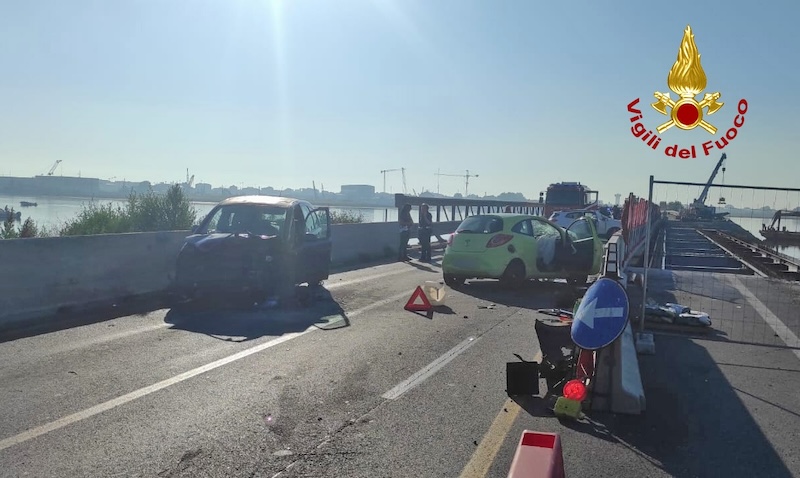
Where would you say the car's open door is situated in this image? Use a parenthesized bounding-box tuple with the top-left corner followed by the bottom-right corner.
(565, 217, 603, 274)
(300, 207, 332, 284)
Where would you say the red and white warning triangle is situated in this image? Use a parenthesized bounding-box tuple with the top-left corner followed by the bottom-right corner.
(404, 286, 432, 312)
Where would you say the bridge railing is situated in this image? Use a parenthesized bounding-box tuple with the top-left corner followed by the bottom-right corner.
(393, 194, 545, 223)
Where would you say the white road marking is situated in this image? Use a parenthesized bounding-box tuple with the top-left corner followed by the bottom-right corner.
(51, 323, 172, 355)
(325, 267, 415, 290)
(382, 337, 478, 400)
(727, 276, 800, 361)
(13, 267, 413, 356)
(0, 290, 412, 452)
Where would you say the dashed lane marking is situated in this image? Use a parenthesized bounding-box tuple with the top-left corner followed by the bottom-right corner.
(381, 336, 478, 400)
(0, 290, 412, 452)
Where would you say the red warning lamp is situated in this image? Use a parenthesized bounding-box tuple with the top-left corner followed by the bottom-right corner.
(563, 379, 587, 402)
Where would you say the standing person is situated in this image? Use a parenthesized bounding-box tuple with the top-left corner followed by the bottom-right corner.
(398, 204, 414, 262)
(418, 203, 433, 262)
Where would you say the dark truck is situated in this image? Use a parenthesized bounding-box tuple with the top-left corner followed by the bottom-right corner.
(172, 195, 331, 306)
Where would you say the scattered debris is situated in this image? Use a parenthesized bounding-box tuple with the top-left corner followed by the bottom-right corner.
(645, 299, 712, 327)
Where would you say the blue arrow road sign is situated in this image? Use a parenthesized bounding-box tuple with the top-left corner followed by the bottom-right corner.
(571, 277, 630, 350)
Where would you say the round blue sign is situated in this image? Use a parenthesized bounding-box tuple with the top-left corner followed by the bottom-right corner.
(571, 278, 630, 350)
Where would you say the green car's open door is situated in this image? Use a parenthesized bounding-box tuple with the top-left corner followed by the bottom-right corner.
(565, 217, 604, 275)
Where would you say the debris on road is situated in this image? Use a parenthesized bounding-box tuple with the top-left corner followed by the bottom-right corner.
(645, 299, 712, 327)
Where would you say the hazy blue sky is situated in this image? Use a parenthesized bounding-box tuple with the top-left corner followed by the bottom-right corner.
(1, 0, 797, 202)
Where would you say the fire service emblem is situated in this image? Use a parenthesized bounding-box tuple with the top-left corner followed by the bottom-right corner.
(627, 25, 748, 159)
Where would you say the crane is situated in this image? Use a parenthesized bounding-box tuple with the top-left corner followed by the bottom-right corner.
(683, 153, 727, 221)
(184, 169, 195, 188)
(695, 153, 726, 207)
(46, 160, 62, 176)
(434, 169, 479, 196)
(380, 168, 407, 194)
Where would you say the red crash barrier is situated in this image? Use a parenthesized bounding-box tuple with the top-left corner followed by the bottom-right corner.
(621, 193, 660, 265)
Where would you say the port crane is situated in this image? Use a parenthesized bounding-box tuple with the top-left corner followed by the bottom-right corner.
(380, 168, 407, 194)
(434, 169, 479, 196)
(184, 169, 195, 188)
(682, 153, 728, 221)
(45, 160, 62, 176)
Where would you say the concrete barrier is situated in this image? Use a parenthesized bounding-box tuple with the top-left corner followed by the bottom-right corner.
(590, 231, 647, 414)
(0, 231, 188, 329)
(330, 221, 459, 265)
(0, 221, 462, 329)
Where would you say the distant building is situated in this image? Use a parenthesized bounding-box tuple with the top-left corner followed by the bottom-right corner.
(195, 183, 212, 194)
(340, 184, 376, 199)
(152, 183, 171, 193)
(33, 175, 100, 197)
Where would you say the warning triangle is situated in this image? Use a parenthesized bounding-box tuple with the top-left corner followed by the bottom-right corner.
(404, 286, 432, 312)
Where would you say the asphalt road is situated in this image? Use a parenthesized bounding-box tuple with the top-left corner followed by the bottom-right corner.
(1, 255, 799, 477)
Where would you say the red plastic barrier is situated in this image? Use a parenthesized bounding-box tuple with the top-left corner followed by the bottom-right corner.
(507, 431, 565, 478)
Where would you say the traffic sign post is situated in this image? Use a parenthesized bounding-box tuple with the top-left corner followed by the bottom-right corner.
(571, 277, 630, 351)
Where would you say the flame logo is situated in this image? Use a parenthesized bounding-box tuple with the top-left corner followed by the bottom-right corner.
(667, 26, 707, 98)
(651, 25, 724, 135)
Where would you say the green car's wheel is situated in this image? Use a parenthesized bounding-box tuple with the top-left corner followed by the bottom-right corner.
(500, 260, 526, 288)
(444, 273, 465, 288)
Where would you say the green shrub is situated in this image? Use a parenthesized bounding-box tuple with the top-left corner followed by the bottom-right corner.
(20, 218, 38, 238)
(1, 207, 18, 239)
(60, 184, 197, 236)
(330, 210, 364, 224)
(1, 207, 40, 239)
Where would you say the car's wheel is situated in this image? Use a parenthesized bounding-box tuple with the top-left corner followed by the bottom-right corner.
(500, 260, 526, 288)
(567, 275, 588, 286)
(444, 273, 465, 288)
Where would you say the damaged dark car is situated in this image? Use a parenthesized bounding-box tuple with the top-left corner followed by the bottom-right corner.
(172, 195, 332, 306)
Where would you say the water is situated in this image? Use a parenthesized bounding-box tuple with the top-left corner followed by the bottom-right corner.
(728, 215, 800, 261)
(0, 194, 401, 231)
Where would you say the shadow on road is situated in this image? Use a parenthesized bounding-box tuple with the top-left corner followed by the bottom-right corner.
(572, 333, 796, 478)
(164, 287, 350, 343)
(522, 279, 797, 477)
(0, 293, 170, 344)
(455, 279, 586, 310)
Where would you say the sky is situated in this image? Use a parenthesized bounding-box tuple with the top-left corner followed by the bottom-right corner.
(1, 0, 798, 203)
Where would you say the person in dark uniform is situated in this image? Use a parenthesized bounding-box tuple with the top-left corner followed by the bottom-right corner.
(398, 204, 414, 261)
(418, 203, 433, 262)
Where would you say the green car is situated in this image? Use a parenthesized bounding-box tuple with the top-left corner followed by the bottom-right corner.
(441, 213, 604, 288)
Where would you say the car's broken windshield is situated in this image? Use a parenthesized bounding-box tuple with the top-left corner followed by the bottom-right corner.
(201, 205, 287, 236)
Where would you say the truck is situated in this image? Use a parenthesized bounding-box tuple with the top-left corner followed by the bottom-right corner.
(542, 182, 599, 218)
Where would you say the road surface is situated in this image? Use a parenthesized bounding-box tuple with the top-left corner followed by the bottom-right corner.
(1, 256, 798, 477)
